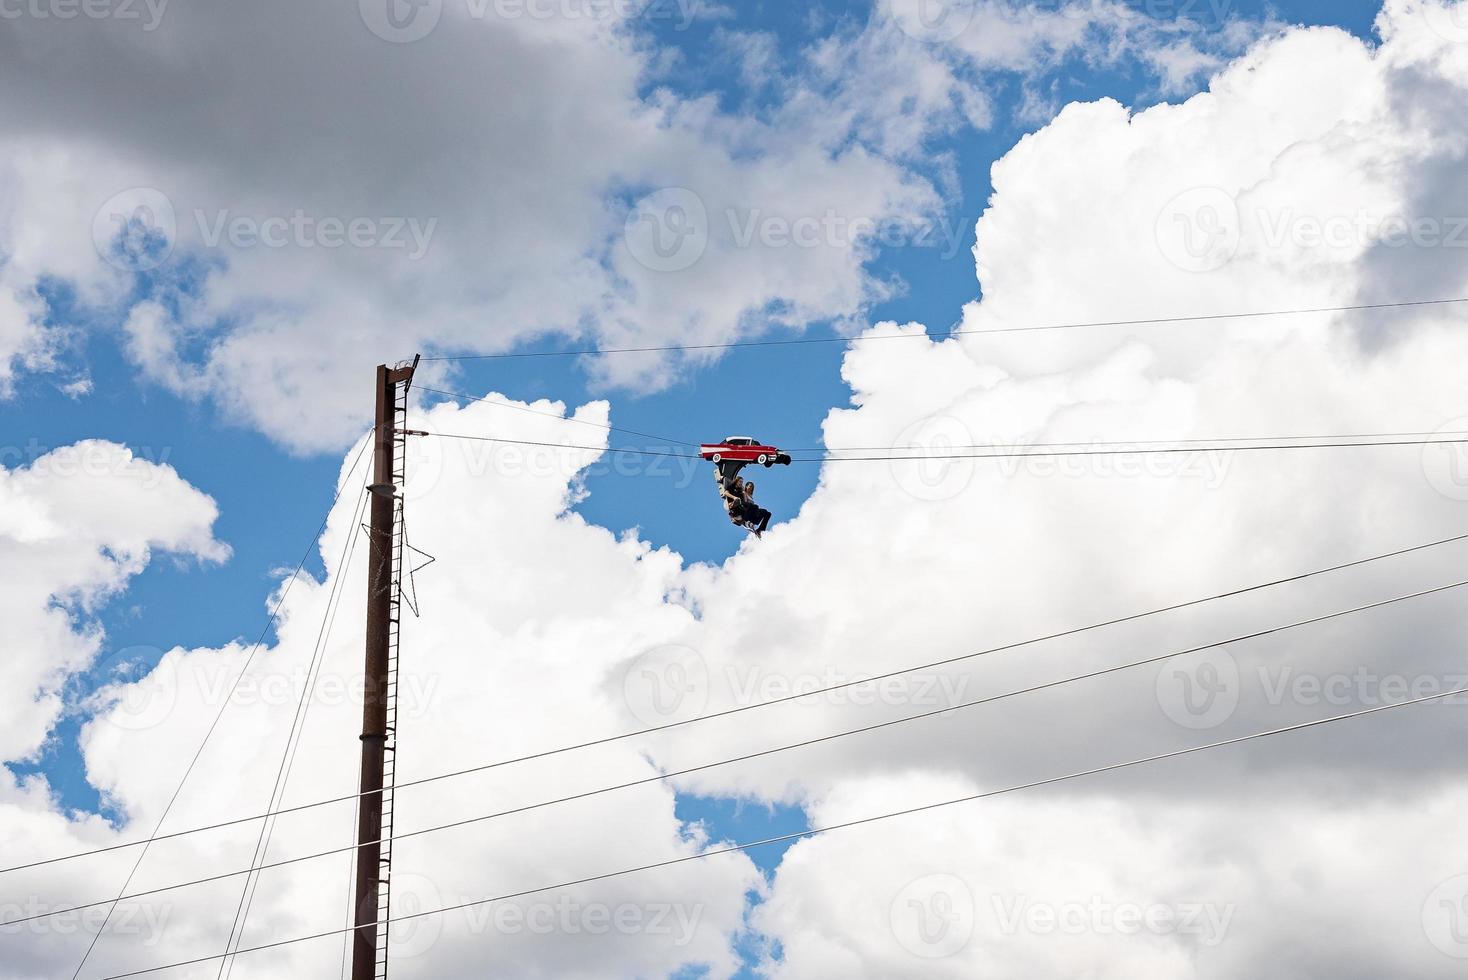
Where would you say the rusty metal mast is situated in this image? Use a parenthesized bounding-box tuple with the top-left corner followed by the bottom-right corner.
(351, 356, 417, 980)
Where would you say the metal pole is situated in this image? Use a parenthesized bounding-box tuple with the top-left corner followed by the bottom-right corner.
(351, 362, 411, 980)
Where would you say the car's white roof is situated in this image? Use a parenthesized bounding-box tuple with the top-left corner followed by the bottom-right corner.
(725, 435, 755, 442)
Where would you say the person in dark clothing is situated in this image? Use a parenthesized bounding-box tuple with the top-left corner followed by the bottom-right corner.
(713, 468, 772, 537)
(738, 479, 771, 537)
(715, 474, 765, 536)
(720, 475, 748, 524)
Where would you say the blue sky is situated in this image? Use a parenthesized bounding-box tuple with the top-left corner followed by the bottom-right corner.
(6, 0, 1397, 973)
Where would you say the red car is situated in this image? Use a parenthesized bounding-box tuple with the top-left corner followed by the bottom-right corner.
(699, 435, 792, 467)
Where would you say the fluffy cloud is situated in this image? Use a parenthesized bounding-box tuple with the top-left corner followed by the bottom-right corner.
(0, 0, 929, 450)
(1, 410, 767, 978)
(726, 1, 1468, 974)
(0, 441, 226, 766)
(0, 0, 1270, 451)
(754, 786, 1468, 978)
(0, 440, 228, 975)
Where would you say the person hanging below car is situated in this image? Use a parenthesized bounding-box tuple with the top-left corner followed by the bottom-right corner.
(738, 478, 771, 537)
(718, 474, 767, 537)
(719, 473, 748, 526)
(702, 435, 789, 538)
(717, 475, 767, 537)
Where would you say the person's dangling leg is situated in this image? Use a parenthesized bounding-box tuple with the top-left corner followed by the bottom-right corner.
(753, 507, 771, 536)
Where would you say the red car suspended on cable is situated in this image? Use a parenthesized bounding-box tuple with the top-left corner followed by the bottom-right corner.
(699, 435, 792, 468)
(700, 436, 790, 539)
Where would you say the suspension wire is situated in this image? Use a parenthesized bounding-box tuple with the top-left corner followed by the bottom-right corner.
(416, 296, 1468, 361)
(97, 679, 1468, 979)
(806, 436, 1468, 462)
(414, 430, 1468, 461)
(12, 524, 1468, 878)
(336, 769, 358, 980)
(415, 382, 1468, 459)
(63, 435, 373, 980)
(785, 427, 1468, 455)
(51, 295, 1467, 972)
(216, 482, 371, 978)
(17, 575, 1467, 929)
(421, 431, 690, 457)
(415, 373, 1468, 466)
(416, 385, 698, 447)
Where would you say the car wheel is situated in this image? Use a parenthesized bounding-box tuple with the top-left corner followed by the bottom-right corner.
(711, 453, 722, 463)
(757, 454, 768, 465)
